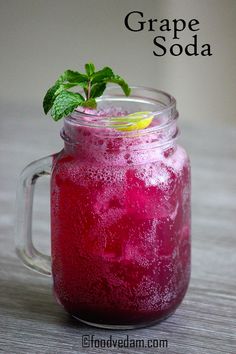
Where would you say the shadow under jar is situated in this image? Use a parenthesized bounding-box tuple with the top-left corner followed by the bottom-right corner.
(16, 87, 191, 329)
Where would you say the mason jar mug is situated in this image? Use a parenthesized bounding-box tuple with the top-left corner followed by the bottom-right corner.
(15, 87, 191, 329)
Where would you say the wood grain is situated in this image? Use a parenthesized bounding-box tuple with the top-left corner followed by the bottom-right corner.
(0, 103, 235, 353)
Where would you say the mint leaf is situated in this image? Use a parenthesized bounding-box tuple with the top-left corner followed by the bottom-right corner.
(56, 82, 88, 93)
(105, 75, 131, 96)
(90, 83, 107, 98)
(82, 98, 97, 109)
(51, 91, 84, 121)
(62, 70, 88, 83)
(91, 67, 114, 84)
(43, 70, 88, 115)
(85, 63, 95, 77)
(43, 81, 61, 114)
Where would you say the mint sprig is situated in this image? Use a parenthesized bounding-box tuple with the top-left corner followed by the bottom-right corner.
(43, 62, 131, 121)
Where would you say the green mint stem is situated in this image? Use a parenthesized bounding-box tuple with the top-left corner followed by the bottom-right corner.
(87, 80, 91, 100)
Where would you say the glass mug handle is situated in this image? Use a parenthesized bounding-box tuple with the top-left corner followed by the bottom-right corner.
(15, 154, 53, 276)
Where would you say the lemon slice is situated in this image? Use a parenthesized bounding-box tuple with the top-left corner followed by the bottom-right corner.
(111, 111, 153, 131)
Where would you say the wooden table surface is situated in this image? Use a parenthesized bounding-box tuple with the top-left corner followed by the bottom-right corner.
(0, 102, 236, 354)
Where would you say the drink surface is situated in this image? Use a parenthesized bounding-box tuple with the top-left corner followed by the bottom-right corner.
(51, 108, 191, 326)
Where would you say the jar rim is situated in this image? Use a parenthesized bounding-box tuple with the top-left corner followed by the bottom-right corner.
(65, 86, 177, 129)
(61, 86, 179, 148)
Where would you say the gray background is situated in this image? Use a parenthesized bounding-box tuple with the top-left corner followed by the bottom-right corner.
(0, 1, 236, 353)
(0, 0, 236, 125)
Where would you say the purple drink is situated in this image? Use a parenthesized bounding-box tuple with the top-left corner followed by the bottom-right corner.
(51, 88, 191, 328)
